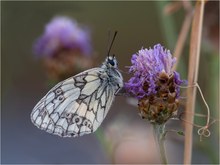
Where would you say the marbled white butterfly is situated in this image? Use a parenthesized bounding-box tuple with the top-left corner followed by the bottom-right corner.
(30, 32, 123, 137)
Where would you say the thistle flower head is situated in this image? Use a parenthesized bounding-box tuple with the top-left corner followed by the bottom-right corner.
(125, 44, 186, 124)
(33, 16, 94, 81)
(33, 16, 92, 57)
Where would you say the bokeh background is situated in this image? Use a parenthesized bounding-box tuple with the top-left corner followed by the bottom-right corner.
(1, 1, 219, 164)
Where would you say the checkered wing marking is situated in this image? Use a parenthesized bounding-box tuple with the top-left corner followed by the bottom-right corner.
(30, 68, 116, 137)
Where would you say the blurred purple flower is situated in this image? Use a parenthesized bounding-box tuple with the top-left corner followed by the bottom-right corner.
(125, 44, 185, 99)
(33, 16, 92, 57)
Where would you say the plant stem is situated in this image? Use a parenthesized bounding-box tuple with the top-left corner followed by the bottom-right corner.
(153, 124, 167, 164)
(155, 1, 177, 50)
(184, 0, 205, 164)
(173, 1, 193, 70)
(95, 128, 112, 160)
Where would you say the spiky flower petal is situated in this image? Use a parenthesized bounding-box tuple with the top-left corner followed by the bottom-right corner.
(125, 44, 186, 124)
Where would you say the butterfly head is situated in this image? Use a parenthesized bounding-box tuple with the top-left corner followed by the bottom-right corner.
(104, 55, 118, 68)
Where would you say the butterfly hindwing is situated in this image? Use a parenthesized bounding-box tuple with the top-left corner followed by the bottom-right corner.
(31, 68, 117, 137)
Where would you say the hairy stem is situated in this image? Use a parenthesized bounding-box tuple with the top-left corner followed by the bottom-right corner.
(153, 124, 167, 164)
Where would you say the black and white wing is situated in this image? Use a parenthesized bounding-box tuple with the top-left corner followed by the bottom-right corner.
(30, 68, 118, 137)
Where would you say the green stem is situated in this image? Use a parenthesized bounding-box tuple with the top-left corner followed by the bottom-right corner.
(153, 124, 167, 164)
(95, 128, 112, 159)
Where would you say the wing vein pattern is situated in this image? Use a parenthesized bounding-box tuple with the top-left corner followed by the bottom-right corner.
(31, 67, 121, 137)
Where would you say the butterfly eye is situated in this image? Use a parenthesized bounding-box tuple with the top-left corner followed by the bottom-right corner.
(72, 115, 82, 125)
(108, 59, 115, 66)
(110, 60, 115, 66)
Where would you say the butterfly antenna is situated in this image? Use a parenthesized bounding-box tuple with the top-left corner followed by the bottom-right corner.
(107, 31, 118, 57)
(106, 30, 111, 56)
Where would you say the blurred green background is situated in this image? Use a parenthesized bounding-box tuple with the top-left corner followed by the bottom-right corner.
(1, 1, 219, 164)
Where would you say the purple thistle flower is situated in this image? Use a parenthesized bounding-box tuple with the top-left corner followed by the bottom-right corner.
(33, 16, 92, 57)
(125, 44, 186, 124)
(125, 44, 185, 99)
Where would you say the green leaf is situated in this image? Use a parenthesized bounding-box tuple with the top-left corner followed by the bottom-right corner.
(177, 131, 185, 136)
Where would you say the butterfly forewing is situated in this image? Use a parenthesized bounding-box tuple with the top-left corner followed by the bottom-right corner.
(31, 67, 120, 137)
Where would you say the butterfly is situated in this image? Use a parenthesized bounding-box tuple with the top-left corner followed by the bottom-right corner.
(30, 32, 123, 137)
